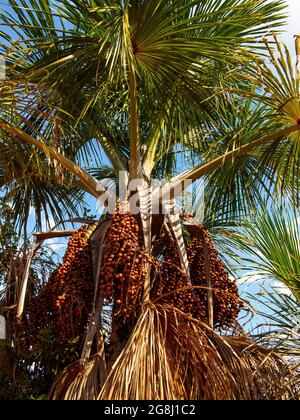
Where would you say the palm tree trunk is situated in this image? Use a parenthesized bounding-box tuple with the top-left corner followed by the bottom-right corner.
(129, 62, 142, 180)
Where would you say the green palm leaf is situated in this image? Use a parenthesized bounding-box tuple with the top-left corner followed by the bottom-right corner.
(232, 206, 300, 302)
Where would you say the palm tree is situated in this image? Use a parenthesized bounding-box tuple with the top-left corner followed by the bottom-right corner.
(1, 0, 299, 400)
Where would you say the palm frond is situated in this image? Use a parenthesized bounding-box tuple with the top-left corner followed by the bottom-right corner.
(230, 205, 300, 302)
(231, 35, 300, 203)
(0, 0, 288, 180)
(249, 287, 300, 357)
(84, 303, 292, 400)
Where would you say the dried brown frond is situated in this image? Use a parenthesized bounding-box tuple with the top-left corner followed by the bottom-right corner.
(49, 302, 293, 400)
(49, 353, 104, 401)
(224, 336, 296, 400)
(97, 303, 292, 400)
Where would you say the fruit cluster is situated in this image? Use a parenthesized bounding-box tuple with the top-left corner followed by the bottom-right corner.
(17, 214, 243, 355)
(153, 239, 207, 320)
(154, 226, 243, 329)
(17, 226, 95, 352)
(99, 213, 150, 321)
(187, 228, 243, 328)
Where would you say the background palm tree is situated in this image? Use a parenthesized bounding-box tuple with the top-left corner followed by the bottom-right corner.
(0, 0, 300, 400)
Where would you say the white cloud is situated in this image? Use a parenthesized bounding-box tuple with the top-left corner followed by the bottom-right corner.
(41, 216, 56, 231)
(238, 274, 294, 297)
(281, 0, 300, 48)
(29, 206, 35, 216)
(238, 273, 265, 285)
(46, 238, 67, 254)
(273, 281, 294, 296)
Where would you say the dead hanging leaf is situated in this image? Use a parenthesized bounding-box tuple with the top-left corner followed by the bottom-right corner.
(81, 220, 111, 364)
(48, 304, 294, 400)
(164, 199, 190, 283)
(137, 182, 152, 254)
(16, 238, 41, 321)
(95, 303, 292, 401)
(137, 182, 152, 300)
(49, 352, 104, 401)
